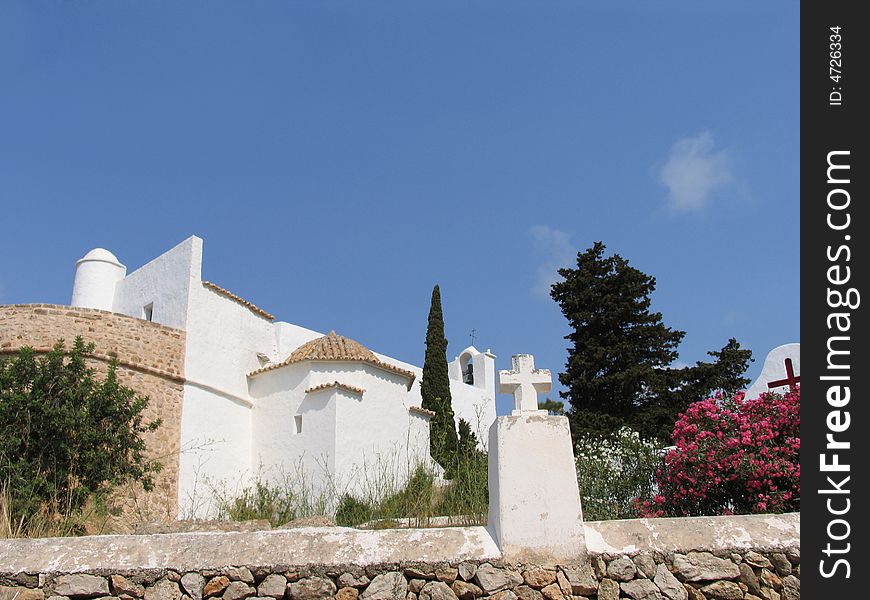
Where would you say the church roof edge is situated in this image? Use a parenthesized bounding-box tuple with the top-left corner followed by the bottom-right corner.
(202, 281, 275, 321)
(305, 381, 366, 396)
(408, 405, 435, 419)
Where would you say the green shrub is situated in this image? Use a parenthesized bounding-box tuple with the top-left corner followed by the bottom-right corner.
(378, 465, 435, 519)
(334, 494, 375, 527)
(214, 479, 299, 525)
(207, 463, 331, 527)
(0, 338, 161, 536)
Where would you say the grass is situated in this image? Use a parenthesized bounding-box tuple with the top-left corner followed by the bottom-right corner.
(206, 448, 490, 530)
(211, 473, 331, 526)
(3, 435, 490, 536)
(0, 482, 96, 538)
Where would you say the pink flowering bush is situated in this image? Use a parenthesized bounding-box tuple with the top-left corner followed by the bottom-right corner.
(642, 387, 800, 517)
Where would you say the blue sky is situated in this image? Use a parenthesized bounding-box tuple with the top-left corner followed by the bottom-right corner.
(0, 1, 799, 415)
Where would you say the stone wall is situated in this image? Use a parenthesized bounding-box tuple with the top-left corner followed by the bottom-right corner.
(0, 547, 799, 600)
(0, 304, 186, 527)
(0, 514, 800, 599)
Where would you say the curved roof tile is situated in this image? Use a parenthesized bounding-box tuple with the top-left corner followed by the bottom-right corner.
(288, 331, 378, 363)
(305, 381, 366, 396)
(248, 331, 416, 388)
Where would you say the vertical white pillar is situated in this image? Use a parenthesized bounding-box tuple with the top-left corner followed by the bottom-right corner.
(487, 413, 586, 563)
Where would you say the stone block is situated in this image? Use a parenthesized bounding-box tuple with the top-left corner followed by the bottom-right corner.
(619, 579, 662, 600)
(606, 557, 636, 582)
(449, 581, 481, 600)
(699, 581, 743, 600)
(653, 564, 686, 600)
(672, 552, 740, 582)
(360, 573, 405, 600)
(1, 587, 45, 600)
(54, 576, 110, 598)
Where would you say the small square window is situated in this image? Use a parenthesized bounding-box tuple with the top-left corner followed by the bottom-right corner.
(294, 415, 303, 434)
(143, 303, 154, 321)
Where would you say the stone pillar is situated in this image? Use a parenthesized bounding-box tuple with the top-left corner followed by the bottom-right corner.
(488, 354, 586, 563)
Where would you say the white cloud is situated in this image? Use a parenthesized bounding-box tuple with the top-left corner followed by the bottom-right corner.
(528, 225, 576, 299)
(659, 131, 732, 211)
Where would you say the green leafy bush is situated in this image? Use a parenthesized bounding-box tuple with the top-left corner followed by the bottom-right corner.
(0, 338, 161, 535)
(214, 479, 300, 525)
(335, 465, 435, 527)
(335, 493, 375, 527)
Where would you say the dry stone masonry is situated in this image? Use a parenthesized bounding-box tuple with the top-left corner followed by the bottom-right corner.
(0, 550, 799, 600)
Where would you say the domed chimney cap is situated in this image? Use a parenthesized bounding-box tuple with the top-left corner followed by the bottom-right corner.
(77, 248, 124, 268)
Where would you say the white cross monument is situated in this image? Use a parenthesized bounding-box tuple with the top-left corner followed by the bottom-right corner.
(498, 354, 551, 415)
(488, 353, 585, 563)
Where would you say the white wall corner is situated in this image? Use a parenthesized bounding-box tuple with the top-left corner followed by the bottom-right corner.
(184, 235, 204, 282)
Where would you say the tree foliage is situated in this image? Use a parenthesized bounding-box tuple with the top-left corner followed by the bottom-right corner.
(538, 398, 565, 416)
(420, 285, 458, 471)
(637, 338, 753, 440)
(551, 242, 752, 442)
(0, 338, 161, 530)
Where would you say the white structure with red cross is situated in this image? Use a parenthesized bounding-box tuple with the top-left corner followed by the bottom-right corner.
(745, 343, 800, 399)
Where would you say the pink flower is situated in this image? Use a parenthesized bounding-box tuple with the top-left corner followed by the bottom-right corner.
(646, 388, 800, 517)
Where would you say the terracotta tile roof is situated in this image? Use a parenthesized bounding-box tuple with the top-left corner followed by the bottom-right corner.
(202, 281, 275, 321)
(305, 381, 366, 396)
(408, 406, 435, 418)
(287, 330, 379, 363)
(248, 331, 416, 388)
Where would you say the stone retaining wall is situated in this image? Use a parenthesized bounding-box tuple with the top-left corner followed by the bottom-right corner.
(0, 514, 800, 600)
(0, 548, 799, 600)
(0, 304, 187, 527)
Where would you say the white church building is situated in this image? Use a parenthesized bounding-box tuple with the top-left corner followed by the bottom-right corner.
(69, 236, 497, 516)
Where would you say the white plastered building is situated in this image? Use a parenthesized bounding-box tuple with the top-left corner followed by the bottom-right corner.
(69, 236, 497, 517)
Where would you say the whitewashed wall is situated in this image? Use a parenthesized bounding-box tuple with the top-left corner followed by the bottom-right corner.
(246, 363, 333, 497)
(176, 383, 253, 518)
(184, 283, 277, 397)
(113, 236, 202, 330)
(75, 236, 500, 517)
(332, 366, 428, 499)
(249, 361, 425, 502)
(176, 279, 282, 516)
(273, 321, 325, 357)
(380, 350, 497, 450)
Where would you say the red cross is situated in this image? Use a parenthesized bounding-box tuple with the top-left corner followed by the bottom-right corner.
(767, 357, 800, 391)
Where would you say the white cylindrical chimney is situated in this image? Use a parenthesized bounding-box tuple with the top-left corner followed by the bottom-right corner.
(71, 248, 126, 311)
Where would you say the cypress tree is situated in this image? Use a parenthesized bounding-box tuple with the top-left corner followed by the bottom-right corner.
(420, 285, 458, 470)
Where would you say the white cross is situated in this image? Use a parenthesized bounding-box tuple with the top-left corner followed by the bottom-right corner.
(499, 354, 552, 414)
